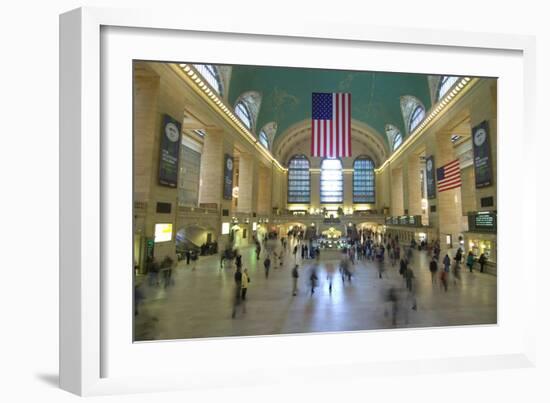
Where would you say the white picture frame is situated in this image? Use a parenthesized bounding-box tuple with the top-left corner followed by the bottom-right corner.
(60, 7, 537, 396)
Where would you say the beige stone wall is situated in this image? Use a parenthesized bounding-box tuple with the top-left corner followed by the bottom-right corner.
(406, 153, 422, 215)
(461, 165, 476, 215)
(134, 63, 182, 263)
(237, 153, 255, 213)
(390, 167, 404, 215)
(257, 165, 272, 215)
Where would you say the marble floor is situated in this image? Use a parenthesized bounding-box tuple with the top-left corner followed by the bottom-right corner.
(134, 239, 497, 341)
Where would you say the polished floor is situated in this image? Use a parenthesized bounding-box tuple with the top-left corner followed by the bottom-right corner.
(134, 239, 497, 341)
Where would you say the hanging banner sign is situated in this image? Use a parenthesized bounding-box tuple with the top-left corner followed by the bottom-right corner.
(426, 155, 436, 199)
(158, 114, 181, 187)
(472, 120, 493, 188)
(223, 154, 234, 200)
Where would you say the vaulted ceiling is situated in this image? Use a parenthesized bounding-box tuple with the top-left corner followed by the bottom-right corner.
(227, 65, 433, 147)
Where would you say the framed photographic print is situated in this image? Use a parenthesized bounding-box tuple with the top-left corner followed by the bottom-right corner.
(60, 6, 537, 396)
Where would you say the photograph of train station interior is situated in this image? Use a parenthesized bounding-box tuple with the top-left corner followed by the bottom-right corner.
(133, 61, 497, 341)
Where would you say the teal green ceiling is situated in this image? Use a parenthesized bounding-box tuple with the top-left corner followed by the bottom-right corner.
(227, 65, 432, 146)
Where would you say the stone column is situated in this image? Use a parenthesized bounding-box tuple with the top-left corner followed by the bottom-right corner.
(237, 152, 256, 214)
(257, 164, 272, 215)
(198, 128, 233, 248)
(469, 81, 498, 211)
(390, 167, 404, 216)
(434, 130, 463, 251)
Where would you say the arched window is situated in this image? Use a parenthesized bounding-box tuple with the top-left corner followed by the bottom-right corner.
(235, 100, 252, 129)
(409, 105, 425, 133)
(437, 76, 459, 101)
(353, 157, 375, 203)
(259, 130, 269, 149)
(320, 158, 343, 203)
(288, 155, 310, 203)
(193, 64, 223, 96)
(385, 123, 403, 152)
(392, 132, 403, 150)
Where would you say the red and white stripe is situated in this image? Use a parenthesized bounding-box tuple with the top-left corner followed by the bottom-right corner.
(437, 159, 461, 192)
(311, 93, 351, 158)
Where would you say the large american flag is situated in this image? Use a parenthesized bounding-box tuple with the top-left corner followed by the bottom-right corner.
(311, 92, 351, 157)
(437, 159, 461, 192)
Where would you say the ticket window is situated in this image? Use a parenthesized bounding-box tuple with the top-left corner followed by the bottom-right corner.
(468, 239, 494, 261)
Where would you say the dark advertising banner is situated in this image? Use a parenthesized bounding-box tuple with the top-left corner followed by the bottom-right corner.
(158, 114, 181, 187)
(472, 120, 493, 188)
(426, 155, 436, 199)
(223, 154, 234, 200)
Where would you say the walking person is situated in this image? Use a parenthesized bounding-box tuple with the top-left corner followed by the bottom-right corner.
(255, 242, 261, 261)
(441, 254, 451, 292)
(405, 266, 417, 310)
(147, 257, 159, 287)
(231, 267, 243, 318)
(454, 247, 463, 269)
(429, 256, 438, 285)
(235, 252, 242, 271)
(386, 286, 399, 326)
(241, 268, 250, 313)
(452, 260, 461, 285)
(466, 251, 475, 273)
(399, 257, 407, 278)
(185, 250, 191, 265)
(291, 264, 299, 296)
(263, 255, 271, 278)
(309, 265, 319, 295)
(325, 262, 335, 294)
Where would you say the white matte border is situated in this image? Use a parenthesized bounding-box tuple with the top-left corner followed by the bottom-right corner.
(59, 7, 537, 396)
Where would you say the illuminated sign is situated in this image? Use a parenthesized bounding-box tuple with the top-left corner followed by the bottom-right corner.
(154, 223, 173, 243)
(252, 222, 257, 231)
(221, 222, 230, 235)
(468, 211, 497, 232)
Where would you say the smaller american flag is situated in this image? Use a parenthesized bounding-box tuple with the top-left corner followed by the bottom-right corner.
(437, 159, 461, 192)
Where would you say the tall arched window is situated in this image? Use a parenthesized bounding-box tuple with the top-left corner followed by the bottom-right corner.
(353, 157, 375, 203)
(192, 64, 223, 96)
(235, 101, 252, 129)
(409, 105, 425, 133)
(288, 155, 310, 203)
(385, 123, 403, 152)
(320, 158, 343, 203)
(259, 130, 269, 149)
(437, 76, 459, 101)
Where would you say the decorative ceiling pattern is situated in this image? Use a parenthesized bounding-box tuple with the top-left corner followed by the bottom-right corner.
(227, 65, 433, 146)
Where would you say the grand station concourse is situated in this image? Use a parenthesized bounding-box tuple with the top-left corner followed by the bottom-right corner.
(133, 62, 497, 340)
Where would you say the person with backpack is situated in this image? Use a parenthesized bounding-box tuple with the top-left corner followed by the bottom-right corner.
(291, 264, 299, 296)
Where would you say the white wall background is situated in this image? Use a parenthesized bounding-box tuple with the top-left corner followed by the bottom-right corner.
(0, 0, 548, 402)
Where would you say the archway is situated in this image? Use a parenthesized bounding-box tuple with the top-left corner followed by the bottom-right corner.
(176, 224, 217, 257)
